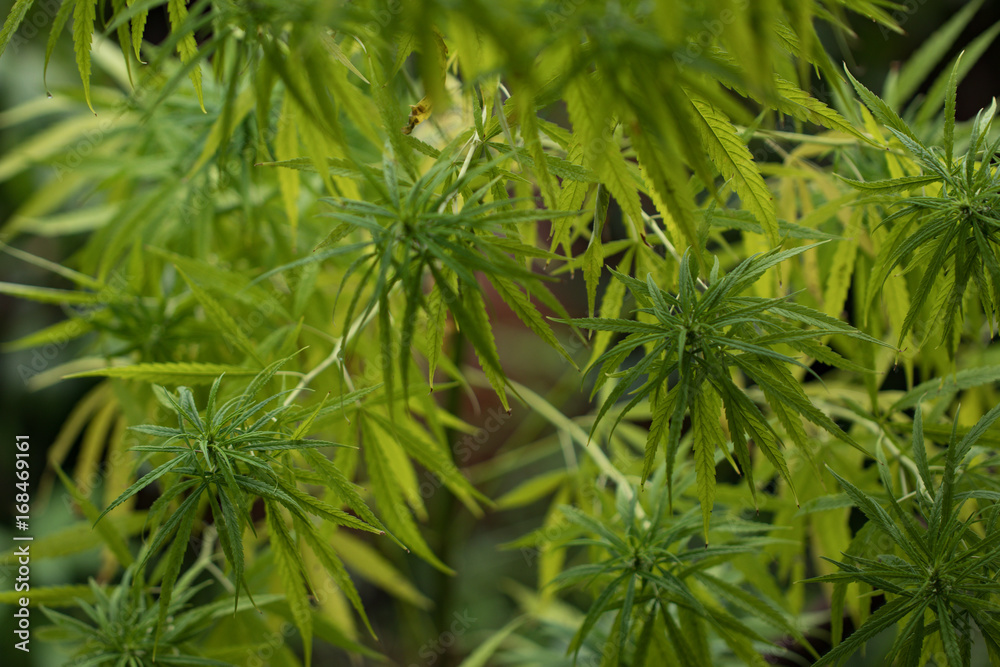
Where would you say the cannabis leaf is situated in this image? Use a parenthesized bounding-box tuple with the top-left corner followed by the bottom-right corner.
(809, 402, 1000, 666)
(551, 483, 811, 666)
(98, 359, 383, 644)
(562, 245, 888, 533)
(846, 64, 1000, 355)
(40, 565, 259, 667)
(317, 141, 577, 409)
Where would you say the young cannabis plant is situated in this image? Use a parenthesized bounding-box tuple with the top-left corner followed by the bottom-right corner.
(811, 402, 1000, 666)
(845, 64, 1000, 355)
(0, 243, 202, 365)
(551, 480, 814, 666)
(97, 359, 385, 648)
(316, 142, 577, 408)
(41, 565, 247, 667)
(564, 246, 887, 532)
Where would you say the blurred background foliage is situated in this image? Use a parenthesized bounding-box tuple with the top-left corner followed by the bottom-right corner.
(2, 0, 1000, 666)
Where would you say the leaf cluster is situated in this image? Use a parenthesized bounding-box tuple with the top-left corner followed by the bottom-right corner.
(565, 245, 887, 534)
(99, 359, 383, 647)
(847, 62, 1000, 355)
(40, 565, 257, 667)
(550, 479, 813, 666)
(811, 403, 1000, 666)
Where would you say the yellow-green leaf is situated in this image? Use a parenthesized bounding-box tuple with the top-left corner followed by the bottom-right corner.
(65, 362, 257, 384)
(72, 0, 97, 113)
(692, 388, 724, 540)
(176, 267, 264, 365)
(0, 586, 95, 608)
(54, 465, 133, 567)
(167, 0, 204, 111)
(690, 96, 777, 245)
(266, 502, 313, 667)
(0, 0, 34, 60)
(276, 93, 301, 244)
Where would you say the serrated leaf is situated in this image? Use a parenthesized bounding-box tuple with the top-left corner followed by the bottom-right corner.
(814, 596, 916, 666)
(583, 184, 610, 317)
(836, 174, 941, 193)
(176, 267, 263, 365)
(425, 282, 447, 388)
(368, 413, 487, 515)
(43, 0, 75, 94)
(690, 96, 777, 245)
(692, 388, 722, 540)
(0, 0, 35, 61)
(128, 0, 148, 62)
(72, 0, 97, 113)
(752, 75, 869, 141)
(266, 502, 313, 666)
(635, 131, 702, 269)
(155, 504, 196, 649)
(458, 283, 509, 412)
(491, 275, 575, 366)
(845, 68, 921, 145)
(361, 417, 453, 574)
(519, 100, 560, 211)
(295, 517, 376, 639)
(695, 573, 817, 658)
(65, 363, 257, 384)
(166, 0, 204, 111)
(564, 75, 643, 238)
(892, 365, 1000, 412)
(822, 237, 857, 318)
(97, 457, 184, 523)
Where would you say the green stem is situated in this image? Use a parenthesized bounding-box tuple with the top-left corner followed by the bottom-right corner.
(431, 327, 465, 666)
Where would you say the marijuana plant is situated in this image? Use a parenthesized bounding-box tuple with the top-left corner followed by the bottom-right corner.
(40, 562, 270, 667)
(98, 360, 383, 648)
(846, 63, 1000, 355)
(551, 479, 816, 666)
(565, 246, 887, 533)
(2, 0, 1000, 666)
(811, 403, 1000, 666)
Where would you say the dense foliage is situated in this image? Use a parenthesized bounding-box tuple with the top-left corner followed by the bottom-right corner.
(3, 0, 1000, 665)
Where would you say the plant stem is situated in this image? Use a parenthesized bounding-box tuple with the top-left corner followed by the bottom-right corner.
(282, 301, 382, 407)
